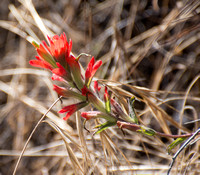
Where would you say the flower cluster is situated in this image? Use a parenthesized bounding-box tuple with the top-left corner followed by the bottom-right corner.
(30, 33, 137, 133)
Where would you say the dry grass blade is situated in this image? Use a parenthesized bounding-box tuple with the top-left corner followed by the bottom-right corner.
(0, 81, 72, 131)
(12, 96, 62, 175)
(9, 4, 40, 42)
(102, 132, 133, 169)
(0, 20, 35, 43)
(45, 120, 84, 174)
(178, 75, 200, 135)
(0, 68, 50, 77)
(76, 112, 92, 173)
(19, 0, 53, 39)
(99, 131, 135, 174)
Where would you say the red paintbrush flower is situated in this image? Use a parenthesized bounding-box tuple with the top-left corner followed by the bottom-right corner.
(85, 57, 102, 87)
(48, 34, 83, 89)
(30, 33, 84, 89)
(29, 33, 72, 71)
(59, 101, 88, 120)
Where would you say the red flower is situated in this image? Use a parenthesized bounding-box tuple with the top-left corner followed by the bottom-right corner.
(46, 33, 71, 62)
(30, 41, 57, 69)
(85, 57, 102, 87)
(29, 33, 72, 70)
(30, 33, 84, 89)
(94, 81, 101, 93)
(59, 101, 88, 120)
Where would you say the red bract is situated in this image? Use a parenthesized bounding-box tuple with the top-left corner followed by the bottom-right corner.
(53, 84, 66, 95)
(29, 32, 72, 70)
(94, 81, 101, 92)
(52, 63, 67, 77)
(104, 86, 109, 102)
(52, 74, 65, 82)
(31, 41, 57, 69)
(81, 111, 106, 120)
(85, 57, 102, 87)
(29, 56, 53, 70)
(59, 104, 77, 120)
(46, 33, 71, 61)
(52, 62, 72, 82)
(59, 102, 88, 120)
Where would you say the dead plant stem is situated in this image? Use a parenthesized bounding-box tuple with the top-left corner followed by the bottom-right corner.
(12, 96, 62, 175)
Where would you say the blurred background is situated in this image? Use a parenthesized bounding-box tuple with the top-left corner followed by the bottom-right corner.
(0, 0, 200, 174)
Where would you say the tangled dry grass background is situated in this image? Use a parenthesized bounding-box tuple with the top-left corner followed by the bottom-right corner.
(0, 0, 200, 174)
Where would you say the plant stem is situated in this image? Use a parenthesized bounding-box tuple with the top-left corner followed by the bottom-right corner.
(117, 120, 200, 138)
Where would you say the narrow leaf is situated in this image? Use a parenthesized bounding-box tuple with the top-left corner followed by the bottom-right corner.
(168, 137, 187, 154)
(128, 96, 138, 124)
(94, 121, 116, 135)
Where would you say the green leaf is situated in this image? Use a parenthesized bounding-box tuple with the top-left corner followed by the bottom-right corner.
(105, 92, 111, 113)
(128, 96, 138, 124)
(94, 121, 116, 135)
(137, 126, 156, 136)
(167, 137, 186, 154)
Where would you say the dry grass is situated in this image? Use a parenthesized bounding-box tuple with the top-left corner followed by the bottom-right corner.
(0, 0, 200, 174)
